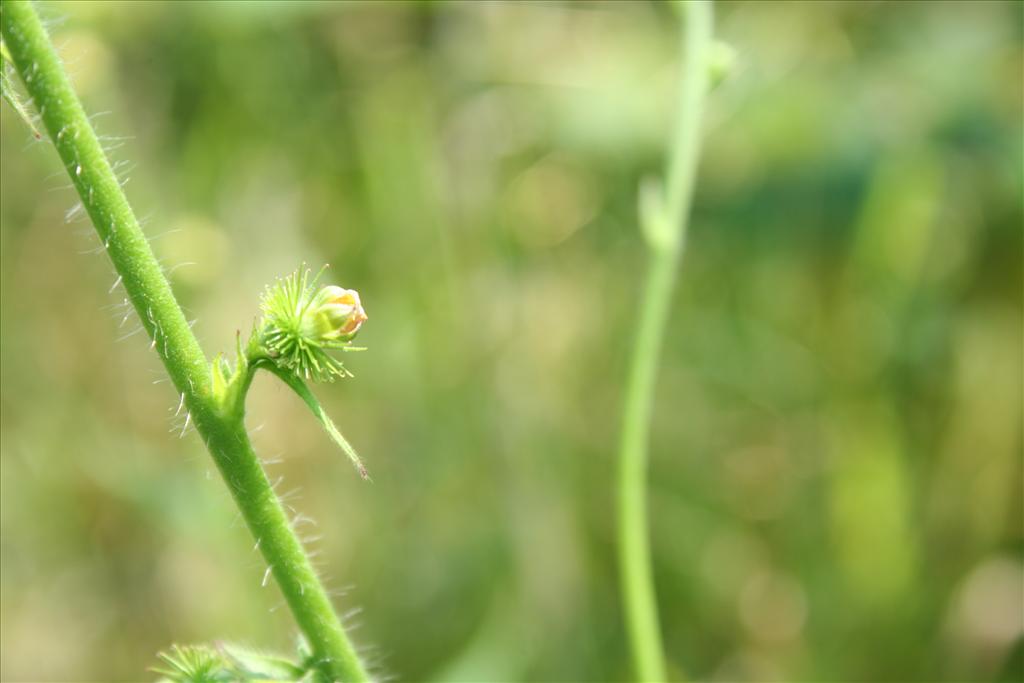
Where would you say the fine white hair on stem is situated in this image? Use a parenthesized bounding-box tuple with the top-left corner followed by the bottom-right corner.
(20, 133, 44, 151)
(167, 261, 197, 276)
(114, 324, 144, 342)
(77, 243, 106, 255)
(64, 201, 84, 222)
(278, 488, 303, 505)
(149, 321, 162, 349)
(291, 513, 317, 528)
(44, 177, 76, 192)
(146, 227, 181, 242)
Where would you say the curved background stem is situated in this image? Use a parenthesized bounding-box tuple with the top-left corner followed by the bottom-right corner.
(617, 2, 713, 681)
(1, 2, 368, 679)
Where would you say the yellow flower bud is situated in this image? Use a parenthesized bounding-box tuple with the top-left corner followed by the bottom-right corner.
(310, 285, 367, 342)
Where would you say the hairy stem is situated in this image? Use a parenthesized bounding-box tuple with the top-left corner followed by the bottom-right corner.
(1, 2, 368, 680)
(617, 2, 713, 681)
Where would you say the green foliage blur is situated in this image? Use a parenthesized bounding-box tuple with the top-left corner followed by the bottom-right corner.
(1, 1, 1021, 681)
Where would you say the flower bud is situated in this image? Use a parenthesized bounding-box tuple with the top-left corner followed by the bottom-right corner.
(308, 285, 367, 342)
(258, 268, 368, 382)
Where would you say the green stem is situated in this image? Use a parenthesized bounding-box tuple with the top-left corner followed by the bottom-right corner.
(1, 2, 368, 680)
(617, 2, 713, 681)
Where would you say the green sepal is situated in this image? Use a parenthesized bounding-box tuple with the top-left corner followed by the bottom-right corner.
(261, 361, 370, 481)
(153, 642, 312, 683)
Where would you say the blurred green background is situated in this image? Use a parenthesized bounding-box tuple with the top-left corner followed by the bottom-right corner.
(1, 1, 1022, 681)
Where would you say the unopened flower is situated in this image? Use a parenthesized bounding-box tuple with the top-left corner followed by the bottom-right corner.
(258, 267, 367, 382)
(307, 286, 368, 342)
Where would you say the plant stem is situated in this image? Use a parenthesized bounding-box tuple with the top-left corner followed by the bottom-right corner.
(617, 2, 713, 681)
(1, 2, 368, 680)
